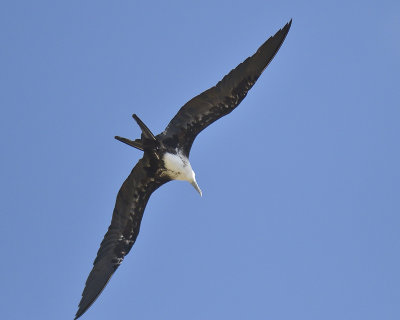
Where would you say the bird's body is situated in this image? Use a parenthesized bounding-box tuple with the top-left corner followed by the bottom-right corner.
(75, 20, 292, 319)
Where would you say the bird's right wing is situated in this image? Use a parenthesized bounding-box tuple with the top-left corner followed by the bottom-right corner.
(75, 157, 168, 319)
(159, 20, 291, 156)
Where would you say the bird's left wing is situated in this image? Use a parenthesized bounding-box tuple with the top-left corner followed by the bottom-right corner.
(75, 157, 168, 319)
(158, 20, 291, 156)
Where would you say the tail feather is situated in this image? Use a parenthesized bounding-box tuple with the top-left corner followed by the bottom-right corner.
(114, 136, 144, 151)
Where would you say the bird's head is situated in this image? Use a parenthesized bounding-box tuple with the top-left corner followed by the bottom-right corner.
(162, 151, 202, 197)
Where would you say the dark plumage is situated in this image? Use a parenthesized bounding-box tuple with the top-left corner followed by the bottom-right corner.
(75, 20, 291, 319)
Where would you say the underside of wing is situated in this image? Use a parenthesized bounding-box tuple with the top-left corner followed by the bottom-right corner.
(75, 158, 168, 319)
(159, 20, 292, 155)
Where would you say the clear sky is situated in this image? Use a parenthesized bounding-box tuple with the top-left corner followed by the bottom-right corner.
(1, 1, 399, 319)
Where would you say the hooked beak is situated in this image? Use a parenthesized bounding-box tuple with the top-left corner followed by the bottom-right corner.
(191, 180, 202, 197)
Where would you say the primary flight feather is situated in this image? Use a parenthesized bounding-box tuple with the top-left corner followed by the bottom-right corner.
(75, 20, 292, 319)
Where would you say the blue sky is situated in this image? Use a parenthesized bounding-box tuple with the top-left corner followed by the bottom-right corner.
(1, 1, 399, 319)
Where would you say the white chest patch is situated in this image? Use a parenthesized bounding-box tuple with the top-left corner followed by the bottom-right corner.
(162, 152, 195, 182)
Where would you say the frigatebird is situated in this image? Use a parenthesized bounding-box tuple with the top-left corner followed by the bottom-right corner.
(75, 20, 291, 319)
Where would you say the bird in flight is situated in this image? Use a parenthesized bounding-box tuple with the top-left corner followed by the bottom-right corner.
(75, 20, 292, 319)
